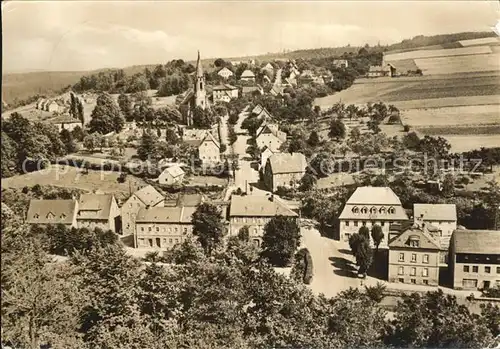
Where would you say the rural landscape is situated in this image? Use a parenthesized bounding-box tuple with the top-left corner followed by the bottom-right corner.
(1, 2, 500, 349)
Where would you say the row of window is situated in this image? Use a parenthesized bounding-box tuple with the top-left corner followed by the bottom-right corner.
(138, 225, 191, 234)
(399, 253, 430, 264)
(345, 220, 393, 227)
(398, 266, 429, 277)
(351, 206, 396, 215)
(398, 278, 429, 285)
(138, 237, 182, 248)
(463, 265, 500, 274)
(232, 217, 270, 224)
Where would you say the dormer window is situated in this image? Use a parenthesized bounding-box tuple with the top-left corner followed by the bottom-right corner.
(352, 206, 359, 214)
(409, 235, 420, 247)
(34, 214, 39, 219)
(46, 212, 55, 220)
(388, 206, 396, 214)
(370, 206, 377, 214)
(60, 213, 66, 219)
(361, 207, 368, 214)
(379, 207, 386, 214)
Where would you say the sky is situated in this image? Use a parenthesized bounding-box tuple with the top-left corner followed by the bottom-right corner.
(2, 1, 499, 73)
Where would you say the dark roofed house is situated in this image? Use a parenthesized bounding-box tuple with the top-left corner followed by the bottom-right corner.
(263, 152, 307, 192)
(212, 84, 239, 103)
(449, 229, 500, 290)
(26, 199, 79, 228)
(77, 194, 120, 232)
(229, 195, 297, 247)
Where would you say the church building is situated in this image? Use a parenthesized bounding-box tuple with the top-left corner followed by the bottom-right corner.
(177, 51, 207, 126)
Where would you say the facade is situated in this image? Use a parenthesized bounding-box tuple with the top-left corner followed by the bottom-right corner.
(217, 67, 234, 79)
(212, 84, 239, 103)
(260, 146, 276, 170)
(49, 116, 83, 132)
(449, 229, 500, 290)
(255, 124, 287, 151)
(77, 194, 120, 232)
(158, 165, 185, 185)
(121, 185, 165, 238)
(388, 224, 441, 286)
(47, 101, 60, 113)
(240, 69, 256, 82)
(413, 203, 457, 250)
(367, 64, 396, 78)
(229, 195, 297, 247)
(26, 199, 79, 228)
(338, 186, 409, 246)
(263, 152, 307, 192)
(196, 132, 221, 164)
(333, 59, 349, 68)
(135, 206, 197, 250)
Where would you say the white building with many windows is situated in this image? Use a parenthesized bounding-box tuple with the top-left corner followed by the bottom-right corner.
(338, 186, 409, 247)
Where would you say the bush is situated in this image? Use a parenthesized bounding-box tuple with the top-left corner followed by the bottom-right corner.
(403, 125, 410, 132)
(291, 248, 314, 284)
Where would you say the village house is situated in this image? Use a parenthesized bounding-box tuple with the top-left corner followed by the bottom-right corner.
(122, 185, 165, 238)
(333, 59, 349, 68)
(263, 152, 307, 192)
(48, 115, 83, 132)
(184, 131, 221, 164)
(255, 123, 287, 151)
(252, 106, 274, 121)
(388, 224, 441, 286)
(212, 84, 239, 103)
(135, 206, 197, 250)
(338, 186, 409, 246)
(448, 229, 500, 290)
(413, 203, 457, 262)
(26, 199, 79, 228)
(217, 67, 234, 79)
(77, 194, 120, 233)
(263, 62, 274, 72)
(240, 69, 256, 82)
(367, 64, 396, 78)
(229, 195, 297, 247)
(260, 146, 277, 170)
(46, 100, 60, 113)
(158, 165, 185, 185)
(242, 85, 264, 96)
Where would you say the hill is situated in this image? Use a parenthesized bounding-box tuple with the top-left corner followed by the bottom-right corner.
(2, 31, 496, 107)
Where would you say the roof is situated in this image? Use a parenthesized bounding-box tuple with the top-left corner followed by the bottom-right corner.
(267, 152, 307, 174)
(252, 104, 264, 114)
(256, 124, 287, 142)
(229, 195, 297, 217)
(414, 204, 457, 222)
(218, 67, 233, 75)
(183, 128, 219, 142)
(241, 69, 255, 78)
(195, 50, 203, 79)
(213, 84, 238, 91)
(136, 206, 196, 223)
(48, 115, 82, 125)
(77, 194, 115, 220)
(389, 224, 441, 250)
(161, 165, 185, 179)
(255, 107, 273, 120)
(346, 186, 403, 205)
(242, 85, 263, 94)
(133, 185, 164, 207)
(26, 199, 77, 225)
(451, 229, 500, 254)
(200, 131, 220, 149)
(176, 194, 204, 207)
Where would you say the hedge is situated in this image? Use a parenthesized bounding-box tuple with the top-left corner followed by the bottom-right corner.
(292, 248, 314, 285)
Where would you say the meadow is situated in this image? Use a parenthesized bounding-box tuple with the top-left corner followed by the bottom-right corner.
(414, 53, 500, 75)
(383, 45, 492, 62)
(402, 105, 500, 127)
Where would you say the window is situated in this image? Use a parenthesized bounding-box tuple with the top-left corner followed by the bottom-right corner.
(411, 279, 416, 284)
(138, 238, 144, 246)
(345, 221, 350, 227)
(141, 227, 145, 232)
(156, 227, 159, 232)
(370, 206, 377, 214)
(423, 254, 429, 264)
(423, 280, 429, 285)
(398, 278, 404, 283)
(411, 254, 417, 263)
(361, 207, 368, 214)
(422, 268, 428, 277)
(399, 253, 404, 262)
(410, 239, 420, 247)
(354, 221, 359, 227)
(497, 267, 500, 274)
(410, 267, 416, 276)
(175, 238, 179, 243)
(379, 207, 387, 214)
(381, 221, 385, 227)
(352, 206, 359, 214)
(362, 221, 367, 226)
(148, 227, 152, 232)
(463, 265, 470, 272)
(398, 266, 404, 275)
(462, 279, 478, 288)
(472, 266, 478, 273)
(169, 238, 173, 244)
(485, 266, 491, 273)
(388, 206, 395, 214)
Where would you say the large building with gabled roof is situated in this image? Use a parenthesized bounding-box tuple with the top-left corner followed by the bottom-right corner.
(263, 152, 307, 192)
(338, 186, 409, 246)
(229, 194, 297, 247)
(26, 199, 79, 228)
(77, 194, 120, 232)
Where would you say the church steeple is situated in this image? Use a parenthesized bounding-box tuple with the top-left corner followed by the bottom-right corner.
(194, 50, 206, 111)
(195, 50, 204, 78)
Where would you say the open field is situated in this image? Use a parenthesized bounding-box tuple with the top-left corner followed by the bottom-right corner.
(392, 95, 500, 109)
(415, 52, 500, 75)
(442, 135, 500, 153)
(417, 125, 500, 136)
(384, 45, 492, 62)
(1, 165, 148, 196)
(459, 37, 500, 47)
(402, 105, 500, 127)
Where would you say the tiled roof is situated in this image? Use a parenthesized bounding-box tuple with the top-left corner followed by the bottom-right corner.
(26, 199, 77, 225)
(176, 194, 205, 207)
(217, 67, 233, 75)
(241, 70, 255, 78)
(213, 84, 237, 91)
(389, 224, 441, 250)
(255, 108, 273, 120)
(230, 195, 297, 217)
(162, 165, 185, 178)
(267, 152, 307, 174)
(136, 206, 195, 223)
(134, 185, 164, 207)
(451, 229, 500, 254)
(77, 194, 115, 220)
(242, 85, 262, 94)
(252, 104, 264, 114)
(256, 124, 287, 142)
(414, 204, 457, 221)
(347, 186, 403, 205)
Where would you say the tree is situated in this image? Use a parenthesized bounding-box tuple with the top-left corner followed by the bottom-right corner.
(419, 135, 451, 159)
(137, 129, 159, 161)
(83, 133, 100, 152)
(165, 128, 179, 145)
(191, 203, 225, 255)
(214, 58, 226, 68)
(237, 226, 250, 242)
(118, 93, 133, 121)
(192, 106, 216, 129)
(355, 237, 372, 276)
(307, 130, 320, 147)
(290, 248, 314, 284)
(299, 173, 317, 191)
(60, 129, 77, 154)
(442, 173, 455, 197)
(365, 282, 387, 303)
(1, 132, 17, 177)
(88, 92, 124, 134)
(261, 215, 301, 267)
(349, 127, 361, 141)
(71, 125, 86, 142)
(358, 226, 370, 240)
(329, 119, 346, 140)
(371, 224, 384, 252)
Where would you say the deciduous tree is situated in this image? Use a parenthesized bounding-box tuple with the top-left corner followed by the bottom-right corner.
(261, 215, 301, 267)
(191, 203, 225, 255)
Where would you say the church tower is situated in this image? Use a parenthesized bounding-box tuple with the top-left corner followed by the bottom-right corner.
(194, 50, 206, 110)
